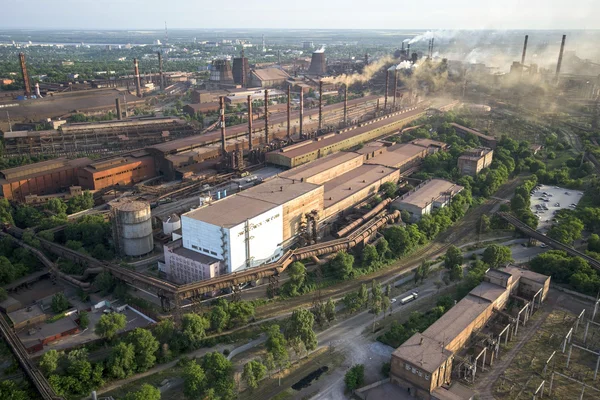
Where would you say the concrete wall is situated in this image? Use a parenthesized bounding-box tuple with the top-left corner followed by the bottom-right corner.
(281, 186, 324, 241)
(446, 303, 494, 353)
(1, 167, 80, 202)
(78, 156, 156, 190)
(182, 216, 225, 261)
(306, 157, 364, 185)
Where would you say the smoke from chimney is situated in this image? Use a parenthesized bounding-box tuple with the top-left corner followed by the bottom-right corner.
(324, 56, 393, 86)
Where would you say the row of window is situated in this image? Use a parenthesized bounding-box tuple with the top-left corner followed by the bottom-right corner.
(404, 363, 430, 381)
(191, 244, 218, 256)
(93, 165, 148, 181)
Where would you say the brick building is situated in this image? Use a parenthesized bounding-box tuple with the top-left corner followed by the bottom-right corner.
(390, 267, 550, 399)
(77, 151, 155, 190)
(0, 157, 91, 202)
(457, 147, 494, 176)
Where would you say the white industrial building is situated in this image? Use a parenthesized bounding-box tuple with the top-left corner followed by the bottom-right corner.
(181, 195, 284, 274)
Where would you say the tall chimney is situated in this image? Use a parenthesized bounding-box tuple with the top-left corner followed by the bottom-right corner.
(406, 44, 410, 58)
(393, 70, 398, 109)
(264, 89, 269, 144)
(115, 98, 122, 120)
(384, 70, 389, 110)
(247, 95, 253, 150)
(287, 86, 291, 140)
(343, 84, 348, 126)
(401, 42, 405, 52)
(521, 35, 529, 66)
(133, 58, 142, 98)
(157, 51, 164, 90)
(318, 80, 323, 131)
(430, 38, 434, 58)
(299, 90, 304, 136)
(555, 35, 566, 80)
(219, 96, 226, 154)
(18, 53, 32, 97)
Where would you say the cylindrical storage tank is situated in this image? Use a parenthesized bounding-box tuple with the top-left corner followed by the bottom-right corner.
(163, 213, 181, 236)
(112, 200, 154, 257)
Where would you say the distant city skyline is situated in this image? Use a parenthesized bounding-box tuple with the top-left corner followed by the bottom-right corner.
(6, 0, 599, 30)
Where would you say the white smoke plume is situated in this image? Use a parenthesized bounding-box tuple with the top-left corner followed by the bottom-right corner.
(314, 47, 325, 53)
(388, 61, 415, 71)
(324, 55, 393, 85)
(408, 30, 459, 44)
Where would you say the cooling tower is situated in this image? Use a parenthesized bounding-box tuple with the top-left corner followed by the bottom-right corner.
(308, 50, 326, 75)
(232, 57, 249, 86)
(210, 59, 234, 84)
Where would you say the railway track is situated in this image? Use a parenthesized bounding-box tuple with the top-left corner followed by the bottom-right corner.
(0, 315, 63, 400)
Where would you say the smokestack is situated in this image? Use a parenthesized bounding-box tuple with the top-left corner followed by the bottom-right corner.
(401, 42, 405, 51)
(18, 53, 32, 97)
(115, 98, 122, 120)
(406, 44, 410, 58)
(287, 86, 291, 140)
(158, 51, 164, 90)
(430, 38, 434, 58)
(393, 70, 398, 109)
(343, 84, 348, 126)
(318, 80, 323, 131)
(299, 90, 304, 136)
(384, 69, 389, 110)
(264, 89, 269, 144)
(247, 95, 253, 150)
(555, 35, 566, 80)
(521, 35, 528, 66)
(133, 58, 142, 98)
(219, 96, 226, 154)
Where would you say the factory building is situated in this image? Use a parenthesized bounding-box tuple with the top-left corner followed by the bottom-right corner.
(250, 68, 290, 88)
(0, 157, 91, 202)
(390, 267, 550, 399)
(450, 123, 497, 149)
(393, 179, 464, 221)
(411, 138, 449, 154)
(78, 151, 155, 190)
(183, 102, 220, 116)
(364, 143, 428, 172)
(457, 147, 494, 176)
(266, 106, 427, 168)
(209, 60, 235, 85)
(163, 239, 222, 284)
(191, 89, 229, 104)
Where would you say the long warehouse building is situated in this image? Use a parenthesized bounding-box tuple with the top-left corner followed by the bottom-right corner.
(266, 106, 427, 168)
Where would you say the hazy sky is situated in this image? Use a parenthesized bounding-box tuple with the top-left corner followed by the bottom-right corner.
(5, 0, 599, 30)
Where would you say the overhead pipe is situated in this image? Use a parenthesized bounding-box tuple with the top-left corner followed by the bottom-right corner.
(335, 198, 393, 237)
(264, 89, 269, 144)
(219, 96, 226, 154)
(555, 35, 566, 81)
(247, 95, 253, 150)
(133, 58, 142, 97)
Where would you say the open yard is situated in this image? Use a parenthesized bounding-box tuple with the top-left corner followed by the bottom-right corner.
(493, 309, 600, 400)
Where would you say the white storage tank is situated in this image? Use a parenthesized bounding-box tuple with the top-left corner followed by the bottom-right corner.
(111, 200, 154, 257)
(163, 213, 181, 236)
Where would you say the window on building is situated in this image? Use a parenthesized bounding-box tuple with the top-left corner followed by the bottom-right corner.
(405, 364, 410, 371)
(425, 375, 430, 381)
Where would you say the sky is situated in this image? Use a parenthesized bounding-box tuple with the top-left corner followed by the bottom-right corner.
(5, 0, 600, 30)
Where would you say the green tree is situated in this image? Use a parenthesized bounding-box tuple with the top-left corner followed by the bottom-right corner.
(284, 261, 307, 296)
(95, 312, 126, 340)
(184, 361, 207, 399)
(0, 287, 7, 302)
(127, 328, 159, 372)
(200, 352, 234, 398)
(344, 364, 365, 390)
(182, 313, 210, 349)
(0, 198, 14, 225)
(478, 215, 491, 233)
(242, 360, 267, 390)
(362, 244, 379, 268)
(381, 181, 397, 198)
(39, 349, 61, 376)
(0, 381, 29, 400)
(108, 342, 137, 379)
(79, 311, 89, 329)
(210, 304, 230, 333)
(329, 251, 354, 280)
(444, 246, 463, 270)
(510, 194, 527, 212)
(94, 271, 115, 294)
(123, 384, 161, 400)
(482, 244, 513, 268)
(589, 234, 600, 253)
(358, 283, 369, 309)
(286, 309, 317, 352)
(376, 238, 391, 260)
(325, 298, 336, 323)
(45, 198, 68, 217)
(265, 324, 289, 373)
(51, 292, 70, 313)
